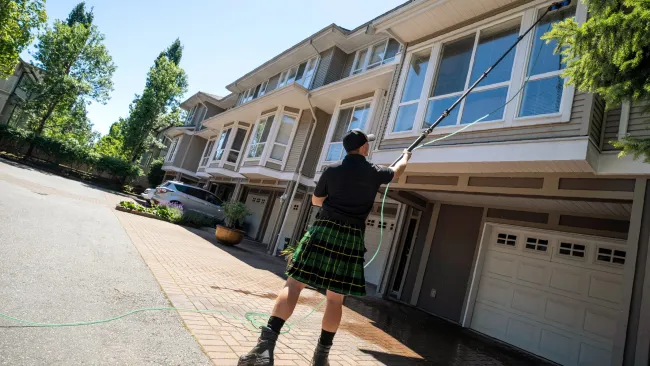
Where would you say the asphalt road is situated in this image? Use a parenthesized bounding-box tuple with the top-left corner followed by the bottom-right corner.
(0, 159, 211, 365)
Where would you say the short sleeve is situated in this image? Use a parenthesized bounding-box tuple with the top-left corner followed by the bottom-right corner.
(374, 164, 395, 185)
(314, 167, 329, 197)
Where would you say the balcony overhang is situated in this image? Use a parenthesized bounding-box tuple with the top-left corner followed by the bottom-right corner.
(161, 165, 200, 178)
(202, 83, 311, 130)
(238, 166, 316, 187)
(369, 0, 525, 44)
(165, 126, 194, 138)
(205, 167, 246, 179)
(309, 61, 398, 113)
(195, 126, 218, 138)
(371, 137, 594, 174)
(181, 91, 236, 110)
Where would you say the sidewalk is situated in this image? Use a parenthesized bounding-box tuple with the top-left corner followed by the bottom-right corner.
(115, 209, 548, 366)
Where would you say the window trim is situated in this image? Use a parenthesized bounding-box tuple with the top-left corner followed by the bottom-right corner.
(199, 136, 217, 167)
(316, 90, 383, 173)
(383, 1, 583, 140)
(208, 123, 251, 169)
(165, 136, 181, 163)
(323, 101, 372, 163)
(244, 112, 278, 162)
(350, 38, 400, 76)
(243, 106, 302, 169)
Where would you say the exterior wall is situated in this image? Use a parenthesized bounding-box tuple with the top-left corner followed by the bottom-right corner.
(302, 108, 332, 178)
(312, 46, 348, 89)
(0, 64, 28, 125)
(378, 91, 592, 150)
(180, 136, 207, 171)
(625, 179, 650, 365)
(340, 52, 355, 80)
(603, 105, 622, 151)
(204, 102, 224, 121)
(589, 95, 606, 148)
(601, 101, 650, 152)
(284, 109, 313, 173)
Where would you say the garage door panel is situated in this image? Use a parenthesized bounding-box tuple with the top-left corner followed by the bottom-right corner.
(364, 215, 396, 285)
(471, 223, 627, 365)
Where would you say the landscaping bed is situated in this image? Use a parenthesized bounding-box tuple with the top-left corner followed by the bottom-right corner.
(116, 200, 223, 228)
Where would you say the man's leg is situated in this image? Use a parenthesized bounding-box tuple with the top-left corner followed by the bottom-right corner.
(312, 290, 345, 366)
(238, 277, 306, 366)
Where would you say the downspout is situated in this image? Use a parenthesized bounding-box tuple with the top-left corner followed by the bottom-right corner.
(270, 93, 319, 255)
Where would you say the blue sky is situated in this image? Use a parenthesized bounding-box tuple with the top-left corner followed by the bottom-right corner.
(30, 0, 405, 136)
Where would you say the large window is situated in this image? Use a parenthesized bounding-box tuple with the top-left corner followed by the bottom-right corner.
(325, 103, 371, 161)
(200, 138, 216, 167)
(165, 137, 180, 162)
(227, 128, 248, 164)
(248, 114, 275, 158)
(351, 39, 400, 75)
(388, 4, 576, 135)
(213, 129, 231, 162)
(269, 114, 297, 161)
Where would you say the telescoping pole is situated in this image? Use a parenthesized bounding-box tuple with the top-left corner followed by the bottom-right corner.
(390, 0, 572, 167)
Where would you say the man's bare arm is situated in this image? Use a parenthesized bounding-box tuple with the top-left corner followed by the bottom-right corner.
(390, 149, 411, 179)
(312, 195, 326, 207)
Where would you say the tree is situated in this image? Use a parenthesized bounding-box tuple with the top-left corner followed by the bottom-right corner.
(544, 0, 650, 161)
(23, 2, 115, 157)
(121, 39, 188, 162)
(147, 158, 165, 187)
(42, 98, 98, 146)
(94, 119, 127, 160)
(0, 0, 47, 78)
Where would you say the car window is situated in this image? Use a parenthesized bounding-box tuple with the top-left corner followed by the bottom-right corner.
(187, 187, 206, 200)
(174, 184, 189, 194)
(205, 192, 221, 205)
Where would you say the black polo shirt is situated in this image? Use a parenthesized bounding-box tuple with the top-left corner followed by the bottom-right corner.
(314, 154, 394, 227)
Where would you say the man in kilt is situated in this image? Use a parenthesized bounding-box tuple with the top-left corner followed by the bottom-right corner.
(239, 129, 411, 366)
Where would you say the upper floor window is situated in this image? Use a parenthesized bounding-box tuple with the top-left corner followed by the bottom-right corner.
(351, 39, 400, 75)
(269, 113, 297, 161)
(388, 4, 576, 135)
(248, 114, 275, 158)
(210, 125, 250, 166)
(165, 137, 180, 162)
(201, 138, 216, 167)
(325, 102, 371, 161)
(185, 104, 207, 126)
(278, 56, 318, 89)
(226, 127, 248, 164)
(213, 128, 231, 162)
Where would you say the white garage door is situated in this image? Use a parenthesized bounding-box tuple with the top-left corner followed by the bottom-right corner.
(244, 193, 269, 239)
(470, 223, 629, 366)
(364, 215, 397, 286)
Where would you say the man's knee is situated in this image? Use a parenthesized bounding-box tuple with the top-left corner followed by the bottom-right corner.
(286, 277, 307, 292)
(326, 290, 344, 304)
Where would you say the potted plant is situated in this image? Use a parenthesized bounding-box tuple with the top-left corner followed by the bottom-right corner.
(215, 201, 250, 245)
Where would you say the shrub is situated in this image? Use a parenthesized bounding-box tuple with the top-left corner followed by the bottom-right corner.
(95, 156, 142, 182)
(147, 158, 165, 187)
(175, 210, 221, 228)
(223, 201, 250, 229)
(154, 204, 182, 222)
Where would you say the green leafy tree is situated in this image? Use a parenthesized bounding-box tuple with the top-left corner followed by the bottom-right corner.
(94, 118, 128, 159)
(121, 39, 188, 162)
(23, 2, 115, 157)
(147, 158, 165, 187)
(43, 98, 98, 146)
(0, 0, 47, 78)
(544, 0, 650, 161)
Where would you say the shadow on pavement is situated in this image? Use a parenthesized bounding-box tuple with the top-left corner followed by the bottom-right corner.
(179, 227, 551, 365)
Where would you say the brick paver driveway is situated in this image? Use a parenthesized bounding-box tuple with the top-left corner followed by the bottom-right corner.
(116, 208, 548, 366)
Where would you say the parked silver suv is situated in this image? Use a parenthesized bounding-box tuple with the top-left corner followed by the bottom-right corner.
(151, 181, 224, 221)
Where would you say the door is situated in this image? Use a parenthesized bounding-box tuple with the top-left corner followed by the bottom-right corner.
(364, 214, 398, 286)
(469, 223, 629, 366)
(417, 204, 484, 322)
(263, 197, 282, 245)
(278, 199, 302, 250)
(244, 193, 269, 239)
(390, 208, 421, 298)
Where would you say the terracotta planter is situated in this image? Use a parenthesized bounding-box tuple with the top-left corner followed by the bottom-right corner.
(215, 225, 245, 246)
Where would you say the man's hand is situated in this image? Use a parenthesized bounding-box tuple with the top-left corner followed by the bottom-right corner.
(390, 149, 411, 179)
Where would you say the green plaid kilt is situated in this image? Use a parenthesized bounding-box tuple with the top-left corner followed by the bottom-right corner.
(286, 219, 366, 296)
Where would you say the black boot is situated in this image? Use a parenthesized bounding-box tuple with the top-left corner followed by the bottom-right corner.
(237, 326, 278, 366)
(311, 342, 331, 366)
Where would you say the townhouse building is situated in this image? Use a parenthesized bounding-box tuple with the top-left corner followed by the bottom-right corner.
(0, 59, 38, 127)
(160, 1, 650, 365)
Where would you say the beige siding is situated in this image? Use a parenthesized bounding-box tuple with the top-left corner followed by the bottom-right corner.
(284, 109, 312, 173)
(603, 106, 621, 151)
(589, 95, 605, 148)
(379, 91, 591, 150)
(181, 136, 207, 172)
(302, 108, 332, 178)
(243, 160, 258, 167)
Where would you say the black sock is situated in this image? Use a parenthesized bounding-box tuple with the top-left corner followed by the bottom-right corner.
(267, 316, 285, 334)
(319, 329, 336, 346)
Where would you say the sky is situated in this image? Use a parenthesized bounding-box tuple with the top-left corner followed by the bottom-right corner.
(27, 0, 405, 136)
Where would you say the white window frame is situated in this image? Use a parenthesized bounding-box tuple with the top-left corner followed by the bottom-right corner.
(266, 110, 301, 168)
(200, 136, 217, 167)
(185, 105, 197, 124)
(223, 123, 251, 167)
(211, 128, 232, 164)
(317, 90, 383, 172)
(323, 101, 372, 163)
(278, 56, 319, 89)
(350, 38, 400, 76)
(384, 1, 584, 140)
(244, 112, 277, 162)
(165, 136, 181, 163)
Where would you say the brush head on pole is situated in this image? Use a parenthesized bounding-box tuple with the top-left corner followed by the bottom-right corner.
(549, 0, 571, 11)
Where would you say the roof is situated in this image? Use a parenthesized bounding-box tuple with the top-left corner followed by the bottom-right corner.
(180, 91, 236, 110)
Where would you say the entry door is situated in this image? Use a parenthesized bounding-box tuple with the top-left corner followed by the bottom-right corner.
(262, 197, 282, 245)
(417, 204, 484, 322)
(244, 193, 269, 239)
(390, 208, 421, 298)
(469, 224, 628, 366)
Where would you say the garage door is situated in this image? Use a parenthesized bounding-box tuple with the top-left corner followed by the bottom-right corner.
(470, 223, 629, 366)
(244, 193, 269, 239)
(364, 214, 397, 286)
